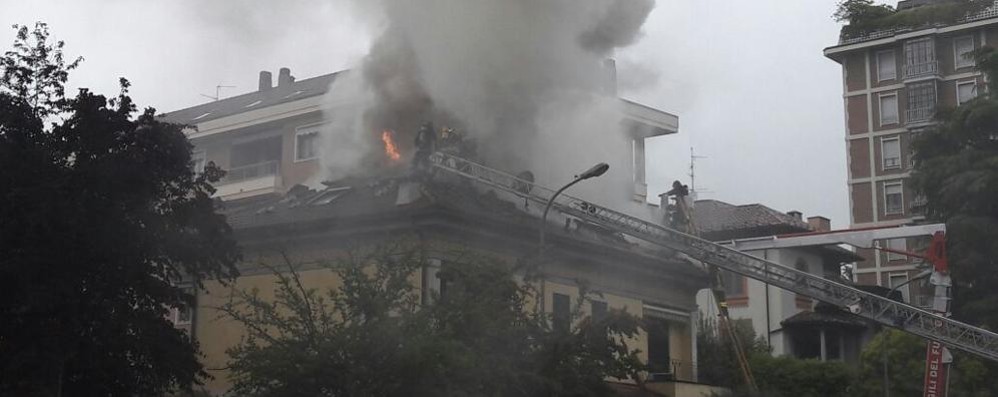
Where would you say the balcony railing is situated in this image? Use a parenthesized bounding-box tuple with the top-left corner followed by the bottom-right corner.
(910, 195, 928, 217)
(903, 61, 939, 80)
(223, 161, 279, 184)
(838, 2, 998, 45)
(906, 106, 935, 124)
(883, 157, 902, 169)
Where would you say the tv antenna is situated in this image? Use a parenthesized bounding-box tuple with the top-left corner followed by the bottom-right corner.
(689, 147, 709, 198)
(200, 84, 236, 102)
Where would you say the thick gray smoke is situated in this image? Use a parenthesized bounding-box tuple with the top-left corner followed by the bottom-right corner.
(320, 0, 656, 208)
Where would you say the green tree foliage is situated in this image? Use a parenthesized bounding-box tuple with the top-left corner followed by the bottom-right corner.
(852, 329, 998, 396)
(697, 318, 853, 396)
(834, 0, 990, 40)
(0, 23, 240, 395)
(220, 244, 646, 397)
(910, 48, 998, 330)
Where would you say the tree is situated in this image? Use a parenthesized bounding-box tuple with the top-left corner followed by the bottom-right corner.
(852, 329, 998, 396)
(910, 47, 998, 331)
(834, 0, 990, 40)
(220, 244, 646, 397)
(0, 22, 239, 396)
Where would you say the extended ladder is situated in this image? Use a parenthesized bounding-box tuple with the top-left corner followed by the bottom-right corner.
(428, 151, 998, 362)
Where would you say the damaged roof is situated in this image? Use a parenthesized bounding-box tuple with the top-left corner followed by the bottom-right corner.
(694, 199, 810, 241)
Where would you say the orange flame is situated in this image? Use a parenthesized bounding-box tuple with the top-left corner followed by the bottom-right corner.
(381, 130, 401, 162)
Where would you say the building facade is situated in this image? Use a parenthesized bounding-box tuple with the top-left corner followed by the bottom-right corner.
(823, 1, 998, 307)
(692, 200, 870, 362)
(161, 68, 724, 395)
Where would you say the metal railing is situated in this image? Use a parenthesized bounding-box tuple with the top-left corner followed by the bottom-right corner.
(223, 160, 279, 183)
(903, 60, 939, 80)
(906, 106, 936, 124)
(883, 157, 902, 169)
(839, 2, 998, 45)
(428, 151, 998, 362)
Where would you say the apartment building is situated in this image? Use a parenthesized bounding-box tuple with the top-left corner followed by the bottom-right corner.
(159, 68, 729, 395)
(823, 1, 998, 307)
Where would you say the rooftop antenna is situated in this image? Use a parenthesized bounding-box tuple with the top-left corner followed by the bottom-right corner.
(200, 84, 236, 102)
(690, 147, 709, 199)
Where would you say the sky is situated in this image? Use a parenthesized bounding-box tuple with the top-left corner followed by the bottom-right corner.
(1, 0, 889, 230)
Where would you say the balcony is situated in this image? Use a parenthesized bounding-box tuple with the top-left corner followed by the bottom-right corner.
(909, 195, 928, 217)
(215, 161, 281, 199)
(902, 60, 939, 80)
(905, 106, 935, 125)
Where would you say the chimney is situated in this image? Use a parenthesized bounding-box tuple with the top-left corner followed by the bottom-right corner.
(258, 71, 272, 91)
(807, 216, 831, 232)
(278, 67, 294, 87)
(602, 58, 617, 96)
(787, 210, 803, 222)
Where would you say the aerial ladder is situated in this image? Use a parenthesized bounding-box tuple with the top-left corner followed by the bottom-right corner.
(427, 151, 998, 364)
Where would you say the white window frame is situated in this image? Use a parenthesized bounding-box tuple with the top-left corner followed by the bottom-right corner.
(192, 150, 206, 173)
(886, 238, 908, 261)
(954, 35, 975, 70)
(294, 124, 322, 162)
(888, 272, 911, 302)
(876, 49, 897, 82)
(884, 181, 905, 215)
(879, 93, 899, 126)
(881, 136, 902, 170)
(956, 80, 978, 106)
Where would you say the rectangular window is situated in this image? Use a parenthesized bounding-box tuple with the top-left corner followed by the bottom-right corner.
(552, 293, 571, 333)
(954, 36, 975, 69)
(591, 300, 608, 323)
(888, 273, 910, 302)
(903, 38, 936, 78)
(172, 286, 195, 326)
(192, 150, 206, 173)
(877, 50, 896, 81)
(295, 126, 321, 161)
(722, 270, 745, 296)
(957, 81, 978, 105)
(421, 259, 445, 305)
(879, 93, 899, 126)
(881, 137, 901, 170)
(884, 181, 904, 215)
(906, 81, 937, 123)
(886, 238, 908, 262)
(646, 317, 671, 373)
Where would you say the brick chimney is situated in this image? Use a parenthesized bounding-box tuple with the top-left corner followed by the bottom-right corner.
(278, 67, 295, 87)
(258, 71, 272, 91)
(807, 216, 831, 232)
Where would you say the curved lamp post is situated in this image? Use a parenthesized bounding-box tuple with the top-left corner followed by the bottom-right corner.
(882, 268, 932, 397)
(538, 162, 609, 253)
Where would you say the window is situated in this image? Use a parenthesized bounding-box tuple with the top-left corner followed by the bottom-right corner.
(171, 286, 194, 326)
(888, 273, 910, 302)
(906, 81, 937, 123)
(877, 50, 896, 81)
(295, 126, 321, 161)
(957, 81, 978, 105)
(886, 238, 908, 262)
(646, 317, 671, 373)
(421, 259, 448, 304)
(903, 38, 936, 78)
(879, 93, 899, 125)
(552, 293, 570, 333)
(591, 300, 608, 323)
(881, 137, 901, 170)
(229, 135, 282, 181)
(192, 150, 206, 173)
(884, 181, 904, 215)
(722, 270, 745, 296)
(954, 36, 975, 69)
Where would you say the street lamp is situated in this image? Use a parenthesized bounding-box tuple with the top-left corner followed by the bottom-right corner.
(538, 162, 609, 252)
(882, 268, 932, 397)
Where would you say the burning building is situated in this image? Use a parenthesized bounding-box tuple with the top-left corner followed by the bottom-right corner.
(160, 65, 720, 395)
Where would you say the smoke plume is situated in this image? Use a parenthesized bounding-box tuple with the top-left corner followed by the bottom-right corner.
(320, 0, 657, 207)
